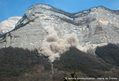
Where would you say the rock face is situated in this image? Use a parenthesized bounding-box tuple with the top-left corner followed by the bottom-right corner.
(0, 4, 119, 80)
(0, 4, 119, 60)
(0, 16, 21, 34)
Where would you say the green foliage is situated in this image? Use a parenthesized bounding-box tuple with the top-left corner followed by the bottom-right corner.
(54, 47, 109, 77)
(95, 43, 119, 66)
(0, 47, 50, 77)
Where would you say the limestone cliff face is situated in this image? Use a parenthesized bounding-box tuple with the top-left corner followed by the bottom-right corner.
(0, 4, 119, 79)
(0, 4, 119, 52)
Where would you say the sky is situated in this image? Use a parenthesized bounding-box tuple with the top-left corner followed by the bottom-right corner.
(0, 0, 119, 21)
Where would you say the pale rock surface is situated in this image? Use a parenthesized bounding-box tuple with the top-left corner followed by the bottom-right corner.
(0, 4, 119, 61)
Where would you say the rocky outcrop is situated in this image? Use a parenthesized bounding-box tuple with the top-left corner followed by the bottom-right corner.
(0, 4, 119, 80)
(0, 4, 119, 61)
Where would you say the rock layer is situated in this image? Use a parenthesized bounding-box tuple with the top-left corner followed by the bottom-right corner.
(0, 4, 119, 61)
